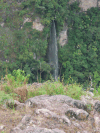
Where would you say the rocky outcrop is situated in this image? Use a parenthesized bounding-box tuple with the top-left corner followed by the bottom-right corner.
(10, 122, 65, 133)
(65, 108, 89, 120)
(58, 23, 68, 47)
(95, 101, 100, 113)
(21, 17, 44, 31)
(32, 17, 44, 31)
(2, 93, 100, 133)
(0, 22, 4, 27)
(69, 0, 99, 11)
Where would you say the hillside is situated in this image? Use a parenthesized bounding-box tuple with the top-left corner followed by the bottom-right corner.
(0, 0, 100, 87)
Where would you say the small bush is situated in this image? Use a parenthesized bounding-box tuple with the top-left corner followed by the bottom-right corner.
(93, 86, 100, 98)
(14, 85, 28, 102)
(4, 86, 12, 93)
(65, 83, 86, 100)
(0, 69, 30, 101)
(37, 80, 65, 96)
(2, 69, 29, 88)
(0, 90, 13, 105)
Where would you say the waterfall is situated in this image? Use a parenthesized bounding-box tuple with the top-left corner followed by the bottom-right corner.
(48, 20, 58, 81)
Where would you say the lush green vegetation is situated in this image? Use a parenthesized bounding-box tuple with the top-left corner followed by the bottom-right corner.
(0, 0, 100, 92)
(59, 5, 100, 89)
(0, 70, 100, 109)
(0, 69, 29, 104)
(0, 90, 14, 105)
(0, 70, 87, 106)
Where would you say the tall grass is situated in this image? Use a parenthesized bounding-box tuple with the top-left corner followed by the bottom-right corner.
(27, 81, 86, 100)
(0, 70, 87, 105)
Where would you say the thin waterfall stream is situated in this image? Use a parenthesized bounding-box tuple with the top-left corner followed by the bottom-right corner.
(48, 20, 58, 81)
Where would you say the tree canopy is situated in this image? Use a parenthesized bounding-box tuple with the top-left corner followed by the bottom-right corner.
(34, 0, 70, 25)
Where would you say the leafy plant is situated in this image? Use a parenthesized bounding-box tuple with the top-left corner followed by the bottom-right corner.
(0, 91, 13, 105)
(38, 80, 65, 96)
(12, 69, 30, 84)
(2, 69, 30, 93)
(66, 83, 86, 100)
(86, 104, 93, 113)
(93, 71, 100, 88)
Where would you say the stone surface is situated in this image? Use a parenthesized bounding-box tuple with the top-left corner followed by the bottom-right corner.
(0, 22, 4, 27)
(80, 92, 96, 110)
(11, 126, 65, 133)
(69, 0, 98, 12)
(21, 17, 44, 31)
(3, 99, 25, 110)
(94, 101, 100, 113)
(1, 94, 100, 132)
(89, 88, 94, 93)
(94, 112, 100, 132)
(32, 17, 44, 31)
(0, 125, 5, 130)
(65, 108, 89, 120)
(35, 108, 71, 126)
(58, 24, 68, 46)
(23, 18, 32, 25)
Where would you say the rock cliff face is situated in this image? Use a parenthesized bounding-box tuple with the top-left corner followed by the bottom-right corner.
(80, 0, 98, 11)
(58, 23, 68, 47)
(32, 17, 44, 32)
(69, 0, 99, 11)
(21, 17, 44, 31)
(16, 0, 100, 11)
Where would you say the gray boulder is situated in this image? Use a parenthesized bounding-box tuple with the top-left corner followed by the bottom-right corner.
(94, 101, 100, 113)
(65, 108, 89, 120)
(9, 95, 100, 133)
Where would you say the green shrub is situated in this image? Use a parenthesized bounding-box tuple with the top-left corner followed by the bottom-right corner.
(37, 80, 65, 96)
(2, 69, 30, 94)
(66, 83, 86, 100)
(4, 86, 12, 94)
(27, 80, 86, 100)
(0, 91, 13, 105)
(93, 86, 100, 98)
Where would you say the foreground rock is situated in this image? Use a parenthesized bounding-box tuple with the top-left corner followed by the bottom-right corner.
(10, 125, 65, 133)
(65, 108, 89, 120)
(1, 94, 100, 133)
(95, 101, 100, 113)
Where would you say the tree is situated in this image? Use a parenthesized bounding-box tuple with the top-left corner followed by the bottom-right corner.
(34, 0, 70, 29)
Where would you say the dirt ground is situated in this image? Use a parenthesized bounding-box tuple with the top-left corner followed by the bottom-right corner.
(0, 105, 27, 133)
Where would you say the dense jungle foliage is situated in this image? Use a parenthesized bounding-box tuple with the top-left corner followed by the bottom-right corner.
(0, 0, 100, 89)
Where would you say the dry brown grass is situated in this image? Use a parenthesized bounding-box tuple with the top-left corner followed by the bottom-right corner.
(13, 85, 28, 103)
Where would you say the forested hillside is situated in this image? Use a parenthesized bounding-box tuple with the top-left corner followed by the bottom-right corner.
(0, 0, 100, 89)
